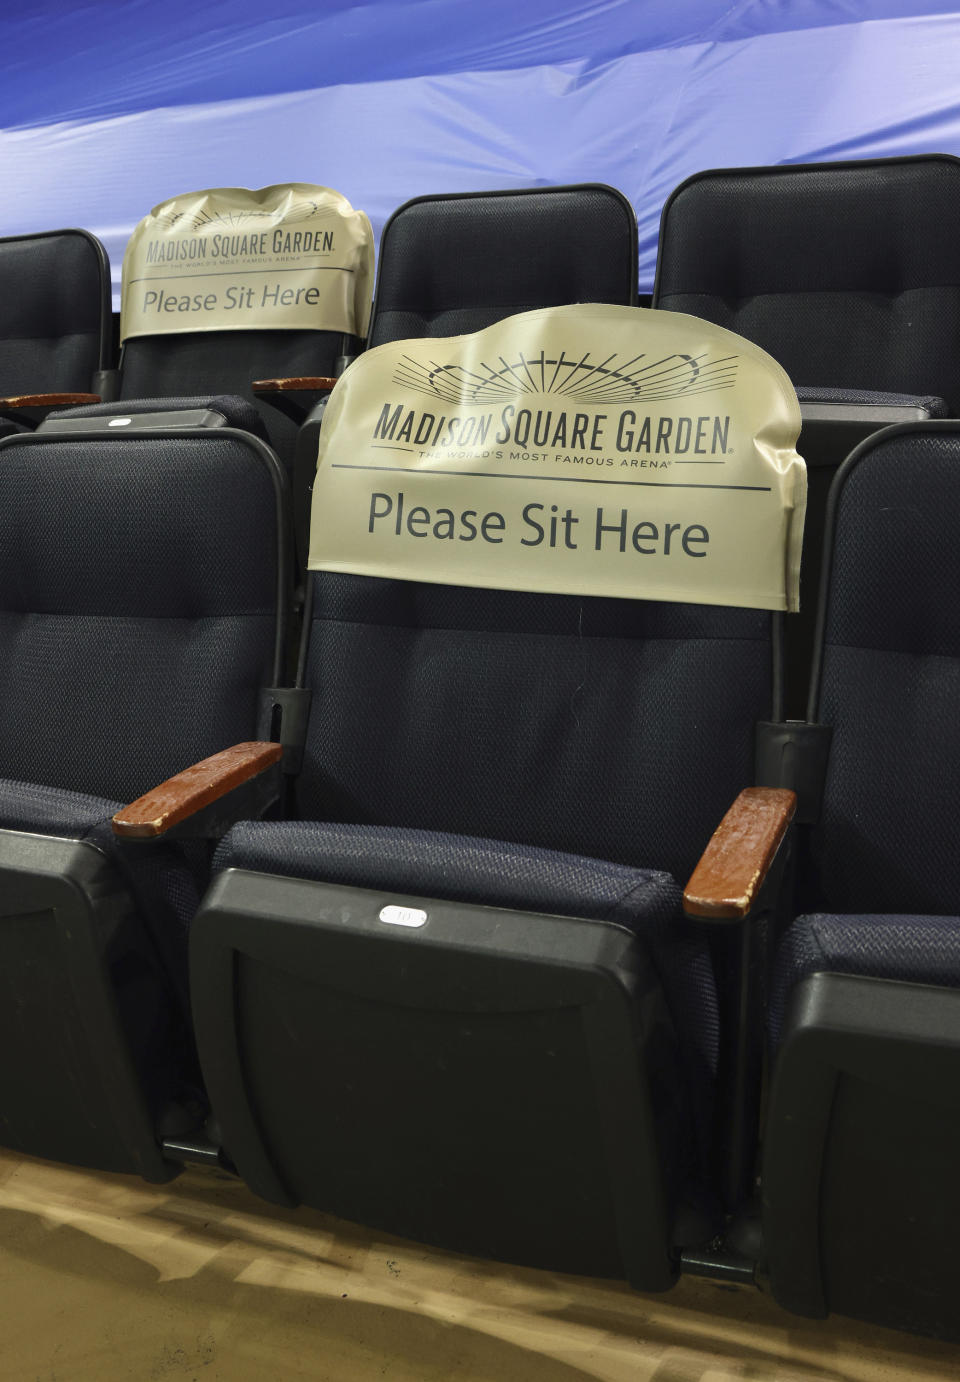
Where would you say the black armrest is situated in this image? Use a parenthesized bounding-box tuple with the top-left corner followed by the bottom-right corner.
(252, 376, 338, 425)
(798, 392, 943, 469)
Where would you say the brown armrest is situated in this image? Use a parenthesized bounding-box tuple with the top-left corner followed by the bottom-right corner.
(252, 377, 338, 424)
(252, 376, 338, 393)
(0, 392, 102, 408)
(0, 393, 102, 428)
(112, 742, 282, 840)
(683, 787, 797, 920)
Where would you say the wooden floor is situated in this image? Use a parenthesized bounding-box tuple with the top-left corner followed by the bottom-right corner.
(0, 1150, 956, 1382)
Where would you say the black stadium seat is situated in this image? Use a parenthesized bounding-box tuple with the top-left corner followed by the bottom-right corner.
(185, 549, 784, 1284)
(110, 185, 374, 472)
(756, 423, 960, 1340)
(292, 183, 640, 560)
(117, 324, 355, 474)
(652, 154, 960, 410)
(369, 183, 639, 346)
(653, 154, 960, 713)
(0, 405, 289, 1177)
(0, 228, 112, 428)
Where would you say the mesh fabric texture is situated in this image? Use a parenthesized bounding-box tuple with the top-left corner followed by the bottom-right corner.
(300, 574, 772, 885)
(369, 187, 637, 347)
(0, 432, 280, 802)
(794, 386, 949, 416)
(810, 428, 960, 915)
(0, 231, 108, 396)
(654, 158, 960, 411)
(120, 328, 349, 471)
(770, 912, 960, 1046)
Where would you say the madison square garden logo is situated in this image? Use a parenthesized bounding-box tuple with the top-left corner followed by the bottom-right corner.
(391, 345, 739, 405)
(373, 342, 740, 458)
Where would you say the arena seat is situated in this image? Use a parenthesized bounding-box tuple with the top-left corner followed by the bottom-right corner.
(741, 422, 960, 1341)
(0, 228, 113, 430)
(652, 155, 960, 410)
(98, 296, 802, 1287)
(369, 183, 638, 346)
(652, 154, 960, 711)
(181, 573, 782, 1287)
(110, 185, 374, 473)
(291, 183, 639, 562)
(116, 325, 356, 474)
(0, 404, 289, 1179)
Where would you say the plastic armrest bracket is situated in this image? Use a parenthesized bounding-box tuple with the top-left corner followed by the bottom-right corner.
(252, 376, 338, 424)
(112, 742, 282, 842)
(683, 786, 796, 922)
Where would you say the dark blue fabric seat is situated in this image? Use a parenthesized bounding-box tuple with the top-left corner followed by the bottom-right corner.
(213, 818, 717, 1146)
(0, 228, 112, 412)
(190, 545, 778, 1287)
(369, 184, 638, 348)
(762, 422, 960, 1342)
(769, 912, 960, 1048)
(290, 184, 639, 562)
(653, 156, 960, 716)
(188, 187, 768, 1287)
(117, 327, 354, 473)
(0, 404, 288, 1180)
(653, 156, 960, 413)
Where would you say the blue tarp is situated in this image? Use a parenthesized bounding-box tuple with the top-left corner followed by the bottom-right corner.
(3, 2, 960, 297)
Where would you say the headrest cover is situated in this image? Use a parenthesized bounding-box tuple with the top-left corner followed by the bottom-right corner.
(121, 183, 374, 343)
(308, 304, 806, 612)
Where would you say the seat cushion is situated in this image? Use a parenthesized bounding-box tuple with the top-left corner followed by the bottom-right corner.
(0, 776, 206, 1014)
(214, 819, 719, 1158)
(770, 911, 960, 1046)
(216, 819, 678, 923)
(0, 776, 123, 837)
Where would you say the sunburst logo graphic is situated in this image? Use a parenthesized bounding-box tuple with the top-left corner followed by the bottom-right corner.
(393, 347, 738, 405)
(154, 200, 324, 232)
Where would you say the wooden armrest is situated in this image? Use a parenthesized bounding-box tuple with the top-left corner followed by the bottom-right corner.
(112, 742, 282, 840)
(0, 392, 102, 409)
(0, 392, 103, 429)
(252, 377, 338, 424)
(683, 787, 797, 920)
(251, 377, 338, 393)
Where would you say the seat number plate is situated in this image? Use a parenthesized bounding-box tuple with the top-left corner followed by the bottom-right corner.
(378, 904, 428, 929)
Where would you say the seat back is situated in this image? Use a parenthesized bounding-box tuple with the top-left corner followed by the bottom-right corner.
(369, 184, 638, 347)
(196, 302, 799, 1280)
(0, 406, 289, 1180)
(804, 422, 960, 915)
(292, 184, 638, 563)
(0, 229, 111, 395)
(300, 576, 773, 885)
(652, 155, 960, 409)
(654, 156, 960, 715)
(763, 422, 960, 1340)
(0, 413, 288, 802)
(117, 184, 374, 468)
(118, 327, 353, 465)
